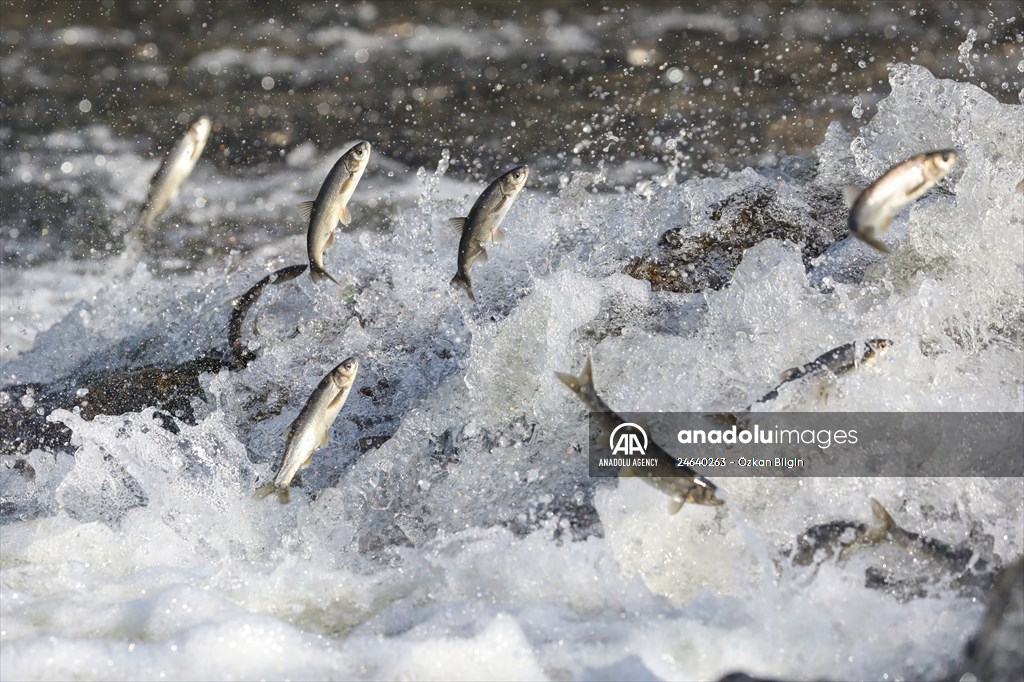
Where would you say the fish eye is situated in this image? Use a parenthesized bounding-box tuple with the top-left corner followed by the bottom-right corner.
(512, 171, 521, 179)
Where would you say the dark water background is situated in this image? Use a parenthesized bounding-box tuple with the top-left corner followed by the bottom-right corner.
(2, 0, 1020, 178)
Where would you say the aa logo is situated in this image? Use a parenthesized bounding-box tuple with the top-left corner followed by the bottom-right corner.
(609, 422, 648, 456)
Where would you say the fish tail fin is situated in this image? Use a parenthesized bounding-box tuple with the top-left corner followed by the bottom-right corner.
(853, 232, 891, 254)
(254, 483, 276, 500)
(449, 273, 475, 301)
(310, 265, 341, 285)
(555, 356, 594, 397)
(254, 482, 292, 504)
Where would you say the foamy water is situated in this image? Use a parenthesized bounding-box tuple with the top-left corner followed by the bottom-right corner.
(1, 63, 1022, 681)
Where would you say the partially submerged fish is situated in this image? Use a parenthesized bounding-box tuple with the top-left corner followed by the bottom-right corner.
(754, 338, 892, 405)
(227, 264, 308, 369)
(301, 141, 371, 284)
(255, 356, 359, 503)
(449, 165, 529, 301)
(556, 357, 723, 512)
(137, 116, 212, 238)
(789, 498, 995, 597)
(847, 149, 957, 253)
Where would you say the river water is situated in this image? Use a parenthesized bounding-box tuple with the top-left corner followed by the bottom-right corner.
(1, 2, 1022, 680)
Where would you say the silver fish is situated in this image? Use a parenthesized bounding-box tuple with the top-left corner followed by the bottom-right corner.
(255, 356, 359, 503)
(301, 141, 371, 284)
(755, 338, 892, 405)
(848, 149, 957, 253)
(449, 165, 529, 301)
(556, 357, 723, 512)
(138, 116, 212, 237)
(789, 498, 994, 598)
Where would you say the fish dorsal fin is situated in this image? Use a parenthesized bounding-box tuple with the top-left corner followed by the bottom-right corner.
(868, 498, 896, 539)
(780, 367, 800, 382)
(474, 246, 489, 264)
(298, 200, 315, 222)
(842, 185, 862, 208)
(448, 217, 467, 232)
(338, 203, 351, 226)
(667, 497, 685, 514)
(490, 227, 506, 243)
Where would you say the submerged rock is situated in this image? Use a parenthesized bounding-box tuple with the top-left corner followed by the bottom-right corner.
(962, 555, 1024, 682)
(626, 184, 848, 293)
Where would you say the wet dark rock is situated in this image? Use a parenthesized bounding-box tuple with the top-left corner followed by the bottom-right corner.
(626, 185, 848, 293)
(0, 265, 307, 456)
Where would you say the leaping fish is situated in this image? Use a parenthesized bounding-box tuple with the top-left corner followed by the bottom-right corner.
(301, 141, 371, 284)
(449, 165, 529, 301)
(255, 356, 359, 503)
(137, 116, 212, 238)
(556, 357, 724, 512)
(847, 149, 957, 253)
(754, 338, 892, 406)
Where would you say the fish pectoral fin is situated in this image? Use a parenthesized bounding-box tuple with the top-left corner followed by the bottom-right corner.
(448, 217, 467, 232)
(667, 498, 685, 515)
(298, 200, 315, 222)
(283, 420, 296, 441)
(490, 227, 506, 243)
(842, 185, 862, 208)
(904, 180, 930, 199)
(338, 203, 352, 226)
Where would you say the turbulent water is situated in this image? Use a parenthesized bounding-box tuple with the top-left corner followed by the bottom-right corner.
(2, 4, 1024, 682)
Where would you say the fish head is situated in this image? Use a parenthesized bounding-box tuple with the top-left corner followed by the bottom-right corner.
(187, 116, 212, 160)
(499, 165, 529, 196)
(331, 356, 360, 388)
(686, 476, 725, 506)
(863, 338, 893, 364)
(343, 141, 372, 173)
(925, 149, 957, 181)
